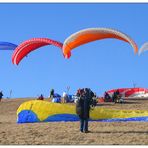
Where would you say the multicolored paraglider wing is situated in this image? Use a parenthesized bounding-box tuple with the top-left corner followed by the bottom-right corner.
(62, 28, 138, 58)
(106, 88, 148, 98)
(0, 42, 17, 50)
(139, 42, 148, 55)
(17, 100, 148, 123)
(12, 38, 63, 65)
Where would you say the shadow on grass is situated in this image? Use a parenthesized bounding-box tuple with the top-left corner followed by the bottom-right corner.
(92, 131, 148, 134)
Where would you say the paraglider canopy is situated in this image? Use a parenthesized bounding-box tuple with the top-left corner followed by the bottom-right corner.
(0, 42, 17, 50)
(139, 42, 148, 55)
(12, 38, 63, 65)
(62, 28, 138, 58)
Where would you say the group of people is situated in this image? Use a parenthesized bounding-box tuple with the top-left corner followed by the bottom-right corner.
(38, 88, 82, 103)
(104, 89, 124, 103)
(37, 89, 72, 103)
(37, 89, 56, 101)
(50, 89, 71, 103)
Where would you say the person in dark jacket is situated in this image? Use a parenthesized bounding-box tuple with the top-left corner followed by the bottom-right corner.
(104, 91, 111, 102)
(76, 88, 93, 133)
(49, 89, 54, 101)
(0, 91, 3, 102)
(112, 89, 120, 103)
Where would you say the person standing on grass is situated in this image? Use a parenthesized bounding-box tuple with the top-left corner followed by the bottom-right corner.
(62, 91, 68, 103)
(0, 91, 3, 102)
(49, 89, 54, 101)
(112, 89, 120, 103)
(76, 88, 93, 133)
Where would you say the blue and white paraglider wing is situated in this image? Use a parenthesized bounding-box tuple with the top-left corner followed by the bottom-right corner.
(139, 42, 148, 55)
(0, 42, 17, 50)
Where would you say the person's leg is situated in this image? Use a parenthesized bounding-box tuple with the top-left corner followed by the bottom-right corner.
(84, 118, 88, 132)
(114, 97, 117, 104)
(112, 97, 114, 102)
(64, 97, 66, 103)
(80, 118, 84, 132)
(50, 96, 53, 102)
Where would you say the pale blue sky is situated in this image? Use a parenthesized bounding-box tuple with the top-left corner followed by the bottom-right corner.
(0, 3, 148, 98)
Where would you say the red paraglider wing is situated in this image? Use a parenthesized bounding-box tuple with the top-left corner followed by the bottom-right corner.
(12, 38, 63, 65)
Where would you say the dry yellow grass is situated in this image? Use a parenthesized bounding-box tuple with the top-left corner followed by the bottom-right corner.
(0, 98, 148, 145)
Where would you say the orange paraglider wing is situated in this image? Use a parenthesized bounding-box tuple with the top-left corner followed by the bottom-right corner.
(62, 28, 138, 58)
